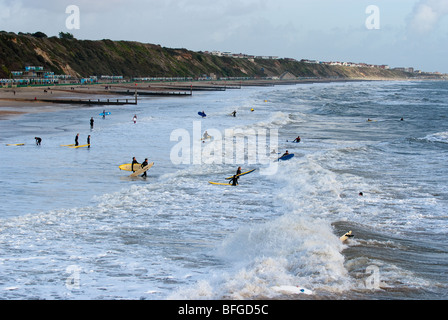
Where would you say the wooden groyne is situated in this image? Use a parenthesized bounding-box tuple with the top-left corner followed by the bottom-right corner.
(149, 85, 228, 91)
(111, 90, 192, 97)
(40, 98, 138, 105)
(0, 97, 137, 105)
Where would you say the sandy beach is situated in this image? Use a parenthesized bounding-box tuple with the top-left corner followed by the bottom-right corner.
(0, 81, 249, 119)
(0, 83, 180, 120)
(0, 77, 407, 121)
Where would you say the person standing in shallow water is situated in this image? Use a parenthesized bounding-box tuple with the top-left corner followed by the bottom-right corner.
(75, 133, 79, 146)
(229, 175, 239, 186)
(131, 157, 139, 172)
(140, 158, 148, 177)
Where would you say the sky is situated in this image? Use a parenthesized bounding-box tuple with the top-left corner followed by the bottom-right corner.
(0, 0, 447, 73)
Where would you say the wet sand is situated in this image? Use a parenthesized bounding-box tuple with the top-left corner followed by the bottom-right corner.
(0, 78, 405, 120)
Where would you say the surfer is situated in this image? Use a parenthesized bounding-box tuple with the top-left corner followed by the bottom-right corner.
(281, 150, 289, 158)
(102, 110, 106, 119)
(90, 117, 94, 128)
(203, 131, 211, 140)
(141, 158, 148, 177)
(293, 136, 301, 143)
(75, 133, 79, 146)
(229, 175, 239, 186)
(87, 135, 90, 148)
(231, 110, 236, 117)
(131, 157, 139, 172)
(35, 137, 42, 145)
(133, 114, 137, 124)
(236, 166, 242, 176)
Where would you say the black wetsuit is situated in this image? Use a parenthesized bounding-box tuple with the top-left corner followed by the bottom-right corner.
(131, 159, 139, 172)
(229, 176, 239, 186)
(141, 160, 148, 177)
(75, 135, 79, 146)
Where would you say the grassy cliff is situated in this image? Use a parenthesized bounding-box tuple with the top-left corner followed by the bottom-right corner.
(0, 31, 416, 80)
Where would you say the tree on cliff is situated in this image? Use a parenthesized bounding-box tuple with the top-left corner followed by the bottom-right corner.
(58, 32, 74, 40)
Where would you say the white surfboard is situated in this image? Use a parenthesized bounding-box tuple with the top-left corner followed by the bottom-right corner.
(272, 285, 313, 295)
(340, 230, 354, 242)
(129, 162, 154, 177)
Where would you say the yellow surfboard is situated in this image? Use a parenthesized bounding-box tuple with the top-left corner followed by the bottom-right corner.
(6, 143, 25, 146)
(69, 144, 90, 149)
(60, 144, 75, 147)
(225, 169, 256, 180)
(119, 163, 137, 171)
(208, 181, 236, 186)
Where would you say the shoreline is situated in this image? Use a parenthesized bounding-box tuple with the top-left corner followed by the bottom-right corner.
(0, 77, 420, 120)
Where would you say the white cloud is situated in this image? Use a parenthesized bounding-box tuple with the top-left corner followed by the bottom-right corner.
(408, 0, 448, 35)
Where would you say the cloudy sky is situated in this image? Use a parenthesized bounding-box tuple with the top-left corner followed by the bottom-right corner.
(1, 0, 447, 73)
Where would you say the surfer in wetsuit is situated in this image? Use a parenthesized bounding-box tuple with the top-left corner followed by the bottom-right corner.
(231, 110, 236, 117)
(75, 133, 79, 146)
(87, 135, 90, 148)
(90, 117, 94, 128)
(141, 158, 148, 177)
(293, 136, 301, 143)
(229, 175, 239, 186)
(281, 150, 289, 158)
(131, 157, 139, 172)
(35, 137, 42, 145)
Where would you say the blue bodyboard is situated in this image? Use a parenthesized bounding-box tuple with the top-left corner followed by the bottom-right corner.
(278, 153, 295, 161)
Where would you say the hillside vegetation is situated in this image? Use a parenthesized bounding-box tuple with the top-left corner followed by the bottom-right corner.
(0, 31, 417, 80)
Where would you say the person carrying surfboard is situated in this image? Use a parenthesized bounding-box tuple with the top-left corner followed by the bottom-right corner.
(87, 135, 91, 148)
(236, 167, 242, 176)
(229, 175, 239, 186)
(140, 158, 148, 177)
(131, 157, 139, 172)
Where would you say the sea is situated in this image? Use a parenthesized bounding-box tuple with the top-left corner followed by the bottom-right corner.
(0, 80, 447, 300)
